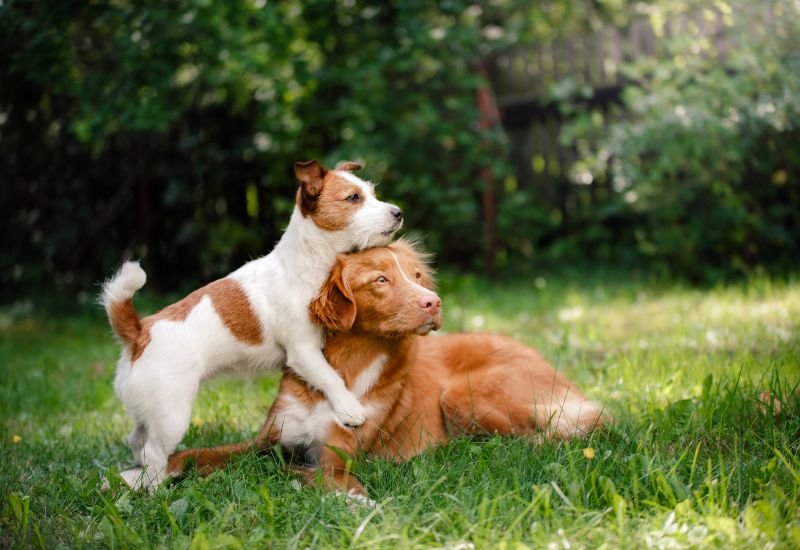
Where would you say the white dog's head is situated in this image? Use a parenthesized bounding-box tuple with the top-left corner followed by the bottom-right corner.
(294, 160, 403, 251)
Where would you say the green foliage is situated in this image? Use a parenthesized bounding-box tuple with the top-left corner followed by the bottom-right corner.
(562, 2, 800, 281)
(0, 0, 516, 297)
(1, 0, 798, 298)
(2, 273, 799, 547)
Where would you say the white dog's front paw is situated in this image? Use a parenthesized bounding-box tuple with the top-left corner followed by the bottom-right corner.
(333, 393, 367, 427)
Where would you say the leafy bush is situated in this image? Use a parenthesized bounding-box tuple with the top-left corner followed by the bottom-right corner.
(1, 0, 798, 298)
(563, 2, 800, 281)
(0, 0, 512, 297)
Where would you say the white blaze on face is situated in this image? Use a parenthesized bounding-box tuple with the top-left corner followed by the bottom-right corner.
(337, 170, 401, 249)
(387, 249, 430, 295)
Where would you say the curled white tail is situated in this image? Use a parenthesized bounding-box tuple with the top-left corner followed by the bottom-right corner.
(101, 261, 147, 345)
(101, 261, 146, 308)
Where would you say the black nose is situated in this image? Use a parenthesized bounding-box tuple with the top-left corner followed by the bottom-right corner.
(391, 207, 403, 221)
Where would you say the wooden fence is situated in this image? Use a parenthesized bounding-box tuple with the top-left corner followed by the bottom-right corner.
(486, 2, 782, 225)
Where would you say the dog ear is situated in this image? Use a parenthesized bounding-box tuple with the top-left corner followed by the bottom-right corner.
(334, 161, 362, 172)
(309, 260, 356, 331)
(295, 160, 327, 215)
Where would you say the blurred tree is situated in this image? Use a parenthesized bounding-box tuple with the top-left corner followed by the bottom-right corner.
(1, 0, 797, 302)
(561, 0, 800, 280)
(1, 0, 311, 293)
(0, 0, 524, 297)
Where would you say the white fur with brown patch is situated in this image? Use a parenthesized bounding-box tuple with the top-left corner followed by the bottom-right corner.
(101, 160, 401, 492)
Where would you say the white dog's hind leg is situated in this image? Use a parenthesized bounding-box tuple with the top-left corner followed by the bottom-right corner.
(124, 367, 198, 492)
(137, 402, 193, 492)
(118, 467, 147, 491)
(127, 423, 147, 465)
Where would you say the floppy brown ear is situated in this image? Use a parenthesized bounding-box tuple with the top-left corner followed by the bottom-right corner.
(334, 160, 362, 172)
(309, 260, 356, 331)
(295, 160, 327, 216)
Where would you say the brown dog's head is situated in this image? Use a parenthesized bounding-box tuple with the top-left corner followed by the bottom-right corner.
(309, 240, 442, 336)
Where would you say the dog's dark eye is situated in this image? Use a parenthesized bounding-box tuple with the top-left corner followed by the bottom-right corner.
(345, 194, 360, 202)
(375, 276, 388, 283)
(415, 272, 422, 279)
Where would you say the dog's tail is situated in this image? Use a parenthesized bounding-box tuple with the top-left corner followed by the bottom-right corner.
(167, 442, 257, 478)
(100, 261, 147, 346)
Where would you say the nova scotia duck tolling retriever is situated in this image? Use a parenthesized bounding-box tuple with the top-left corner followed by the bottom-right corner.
(166, 240, 607, 499)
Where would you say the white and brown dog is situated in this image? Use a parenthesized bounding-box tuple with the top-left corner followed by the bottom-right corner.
(101, 160, 402, 491)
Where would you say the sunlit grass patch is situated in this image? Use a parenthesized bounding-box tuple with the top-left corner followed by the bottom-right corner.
(1, 274, 799, 548)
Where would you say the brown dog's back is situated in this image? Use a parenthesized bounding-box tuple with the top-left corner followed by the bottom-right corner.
(167, 332, 605, 479)
(371, 333, 603, 460)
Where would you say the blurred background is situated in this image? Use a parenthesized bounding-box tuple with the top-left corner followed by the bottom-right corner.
(1, 0, 798, 302)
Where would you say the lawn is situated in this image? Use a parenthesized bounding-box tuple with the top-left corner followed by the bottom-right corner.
(1, 272, 799, 549)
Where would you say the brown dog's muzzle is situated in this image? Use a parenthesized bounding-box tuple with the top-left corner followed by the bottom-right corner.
(415, 289, 442, 334)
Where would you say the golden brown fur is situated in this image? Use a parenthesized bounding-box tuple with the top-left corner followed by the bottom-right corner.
(167, 242, 604, 496)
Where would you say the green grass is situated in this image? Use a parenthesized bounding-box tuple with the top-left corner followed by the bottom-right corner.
(2, 273, 799, 548)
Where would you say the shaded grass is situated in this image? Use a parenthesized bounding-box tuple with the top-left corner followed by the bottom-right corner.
(1, 272, 799, 548)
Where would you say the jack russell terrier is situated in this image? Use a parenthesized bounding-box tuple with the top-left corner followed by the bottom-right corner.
(101, 160, 402, 491)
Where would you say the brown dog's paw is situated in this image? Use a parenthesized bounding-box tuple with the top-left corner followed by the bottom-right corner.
(756, 391, 784, 419)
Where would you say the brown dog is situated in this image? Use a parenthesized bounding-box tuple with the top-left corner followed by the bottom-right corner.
(167, 241, 604, 498)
